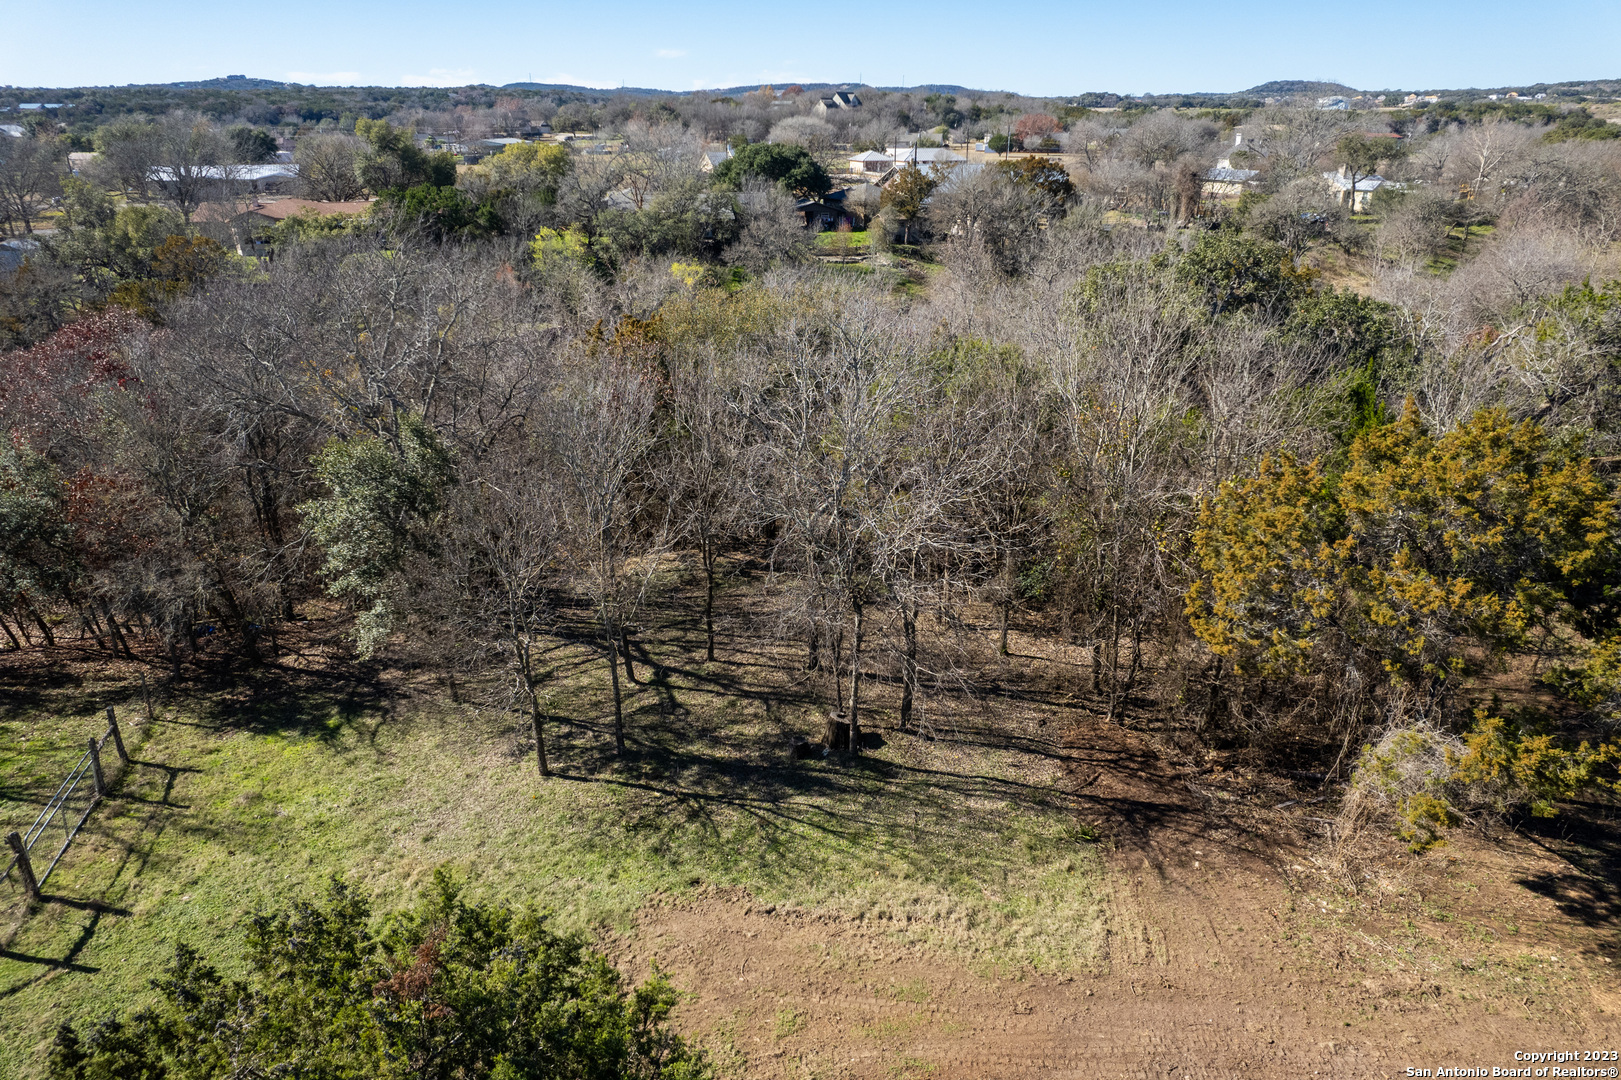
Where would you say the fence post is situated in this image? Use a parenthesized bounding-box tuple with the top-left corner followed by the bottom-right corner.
(88, 738, 106, 798)
(105, 706, 129, 763)
(5, 832, 39, 900)
(140, 671, 154, 723)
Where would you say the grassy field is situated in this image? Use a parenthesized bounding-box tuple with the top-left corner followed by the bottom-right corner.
(0, 578, 1106, 1077)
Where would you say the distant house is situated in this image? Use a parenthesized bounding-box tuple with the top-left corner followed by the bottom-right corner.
(1317, 96, 1350, 110)
(700, 147, 734, 173)
(847, 150, 893, 174)
(147, 163, 300, 194)
(0, 124, 23, 138)
(68, 151, 97, 173)
(882, 146, 965, 168)
(0, 237, 41, 276)
(195, 198, 373, 254)
(1323, 166, 1387, 212)
(1203, 130, 1261, 198)
(797, 188, 870, 230)
(1203, 167, 1260, 198)
(813, 91, 862, 116)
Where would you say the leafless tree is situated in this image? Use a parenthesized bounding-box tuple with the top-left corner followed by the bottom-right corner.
(408, 441, 566, 775)
(614, 120, 703, 211)
(0, 133, 65, 236)
(550, 343, 667, 756)
(295, 134, 366, 201)
(1246, 176, 1351, 255)
(145, 113, 236, 224)
(728, 181, 812, 274)
(665, 347, 750, 661)
(1246, 106, 1355, 187)
(929, 163, 1047, 275)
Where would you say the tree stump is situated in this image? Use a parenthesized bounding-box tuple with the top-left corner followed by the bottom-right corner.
(823, 713, 851, 752)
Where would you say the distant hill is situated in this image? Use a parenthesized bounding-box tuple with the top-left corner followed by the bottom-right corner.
(7, 73, 1618, 107)
(1242, 80, 1359, 97)
(500, 82, 676, 96)
(119, 75, 291, 90)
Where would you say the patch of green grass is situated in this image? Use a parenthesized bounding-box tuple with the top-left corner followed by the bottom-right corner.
(773, 1007, 806, 1038)
(0, 607, 1104, 1077)
(885, 977, 930, 1003)
(814, 230, 870, 249)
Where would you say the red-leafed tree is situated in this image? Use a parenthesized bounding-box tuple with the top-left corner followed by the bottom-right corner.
(1014, 113, 1062, 150)
(0, 308, 144, 457)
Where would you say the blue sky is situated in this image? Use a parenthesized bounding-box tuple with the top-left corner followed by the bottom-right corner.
(18, 0, 1621, 95)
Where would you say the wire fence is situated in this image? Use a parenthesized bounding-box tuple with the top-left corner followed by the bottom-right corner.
(3, 707, 129, 902)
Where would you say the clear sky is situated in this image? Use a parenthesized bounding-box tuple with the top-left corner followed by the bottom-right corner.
(15, 0, 1621, 95)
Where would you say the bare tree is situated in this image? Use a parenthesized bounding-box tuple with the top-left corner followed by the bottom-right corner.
(551, 342, 666, 756)
(728, 181, 812, 274)
(666, 347, 750, 662)
(146, 113, 235, 224)
(1246, 176, 1350, 255)
(0, 133, 65, 236)
(295, 134, 366, 201)
(411, 442, 565, 775)
(929, 163, 1048, 274)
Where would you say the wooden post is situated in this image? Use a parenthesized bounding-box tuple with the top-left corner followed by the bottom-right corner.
(140, 670, 154, 722)
(6, 832, 39, 900)
(88, 738, 105, 797)
(105, 706, 129, 763)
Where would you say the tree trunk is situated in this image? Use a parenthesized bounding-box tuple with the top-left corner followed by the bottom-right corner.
(101, 601, 134, 658)
(603, 617, 626, 756)
(21, 596, 55, 647)
(804, 622, 820, 671)
(998, 548, 1014, 656)
(1105, 600, 1122, 721)
(528, 686, 550, 777)
(1124, 618, 1143, 692)
(83, 605, 108, 650)
(702, 538, 717, 663)
(831, 624, 845, 711)
(0, 616, 20, 651)
(618, 628, 639, 684)
(847, 604, 864, 755)
(899, 600, 917, 732)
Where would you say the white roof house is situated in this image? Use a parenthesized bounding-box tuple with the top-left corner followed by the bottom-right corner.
(148, 164, 300, 182)
(883, 146, 965, 167)
(147, 163, 300, 193)
(848, 150, 893, 173)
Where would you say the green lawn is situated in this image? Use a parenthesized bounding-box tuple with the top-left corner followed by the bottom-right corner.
(814, 229, 870, 249)
(0, 589, 1104, 1077)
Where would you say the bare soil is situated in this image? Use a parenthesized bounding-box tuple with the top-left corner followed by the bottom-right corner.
(610, 717, 1621, 1078)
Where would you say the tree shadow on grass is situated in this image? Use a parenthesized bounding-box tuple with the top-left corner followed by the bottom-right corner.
(178, 661, 394, 746)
